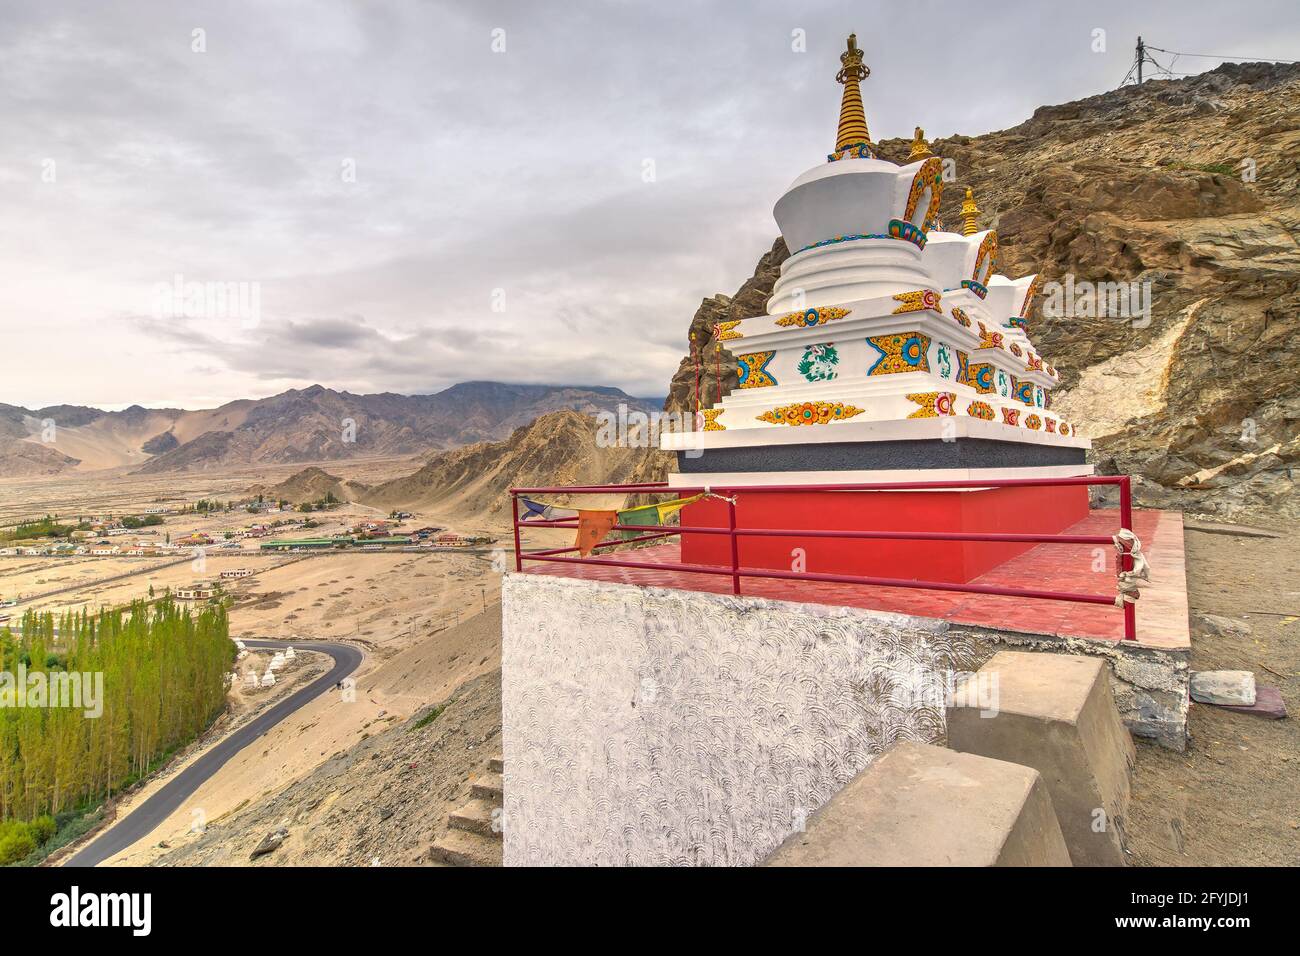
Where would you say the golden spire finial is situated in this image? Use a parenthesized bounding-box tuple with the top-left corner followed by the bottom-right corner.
(833, 33, 872, 155)
(908, 126, 934, 162)
(960, 187, 981, 236)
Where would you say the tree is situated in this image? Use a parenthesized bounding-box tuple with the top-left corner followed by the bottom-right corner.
(0, 598, 232, 823)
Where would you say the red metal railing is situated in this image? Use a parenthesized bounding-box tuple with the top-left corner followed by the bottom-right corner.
(509, 475, 1139, 640)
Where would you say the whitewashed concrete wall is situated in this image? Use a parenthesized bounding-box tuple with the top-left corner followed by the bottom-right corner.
(501, 573, 975, 866)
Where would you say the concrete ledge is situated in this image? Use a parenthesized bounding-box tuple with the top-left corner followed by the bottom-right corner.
(947, 651, 1136, 866)
(765, 741, 1071, 867)
(952, 627, 1189, 751)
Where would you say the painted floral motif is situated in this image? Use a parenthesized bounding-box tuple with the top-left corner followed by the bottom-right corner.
(950, 307, 972, 328)
(867, 331, 931, 375)
(966, 400, 995, 421)
(1014, 378, 1035, 406)
(906, 392, 956, 419)
(1044, 418, 1057, 433)
(701, 409, 725, 431)
(774, 306, 850, 329)
(969, 362, 996, 394)
(936, 342, 953, 379)
(976, 322, 1004, 350)
(1009, 342, 1023, 358)
(996, 369, 1010, 398)
(713, 321, 743, 341)
(1025, 414, 1042, 430)
(737, 351, 777, 389)
(798, 343, 840, 382)
(1058, 422, 1071, 437)
(891, 290, 942, 315)
(1025, 351, 1044, 372)
(756, 401, 864, 426)
(1001, 407, 1020, 426)
(961, 278, 988, 300)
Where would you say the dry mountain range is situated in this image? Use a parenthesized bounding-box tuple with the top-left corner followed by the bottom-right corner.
(0, 382, 658, 477)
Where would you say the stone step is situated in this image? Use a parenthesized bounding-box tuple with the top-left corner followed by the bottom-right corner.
(471, 771, 503, 804)
(765, 741, 1071, 867)
(449, 797, 501, 838)
(488, 755, 504, 774)
(429, 827, 503, 867)
(947, 650, 1136, 867)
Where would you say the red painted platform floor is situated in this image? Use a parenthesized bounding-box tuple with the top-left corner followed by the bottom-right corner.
(520, 508, 1190, 649)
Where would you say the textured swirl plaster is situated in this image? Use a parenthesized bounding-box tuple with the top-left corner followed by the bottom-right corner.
(501, 573, 976, 866)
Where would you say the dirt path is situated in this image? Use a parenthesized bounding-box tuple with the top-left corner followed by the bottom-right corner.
(1126, 520, 1300, 865)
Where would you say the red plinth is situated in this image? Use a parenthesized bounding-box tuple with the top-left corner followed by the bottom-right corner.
(680, 485, 1091, 585)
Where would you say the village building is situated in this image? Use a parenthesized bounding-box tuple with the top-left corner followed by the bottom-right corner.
(175, 581, 217, 600)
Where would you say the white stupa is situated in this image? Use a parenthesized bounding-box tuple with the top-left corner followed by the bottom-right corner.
(661, 34, 1087, 487)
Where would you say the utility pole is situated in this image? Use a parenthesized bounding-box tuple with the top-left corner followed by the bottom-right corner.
(1136, 36, 1144, 84)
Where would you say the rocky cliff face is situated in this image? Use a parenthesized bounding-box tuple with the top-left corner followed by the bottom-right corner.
(663, 62, 1300, 519)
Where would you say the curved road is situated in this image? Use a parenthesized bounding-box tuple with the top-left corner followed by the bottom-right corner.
(63, 639, 363, 867)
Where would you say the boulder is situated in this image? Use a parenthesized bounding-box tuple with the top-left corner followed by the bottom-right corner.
(249, 827, 288, 860)
(1195, 614, 1252, 640)
(1190, 670, 1257, 706)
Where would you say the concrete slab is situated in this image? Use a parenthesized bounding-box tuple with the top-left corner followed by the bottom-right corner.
(764, 741, 1071, 867)
(947, 651, 1136, 866)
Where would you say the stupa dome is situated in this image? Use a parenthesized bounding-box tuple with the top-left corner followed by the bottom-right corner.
(767, 36, 944, 312)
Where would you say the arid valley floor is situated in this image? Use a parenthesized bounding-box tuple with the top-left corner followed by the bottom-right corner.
(4, 454, 1297, 867)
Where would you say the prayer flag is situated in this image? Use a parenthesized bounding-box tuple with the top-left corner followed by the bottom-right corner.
(519, 497, 577, 521)
(575, 510, 617, 555)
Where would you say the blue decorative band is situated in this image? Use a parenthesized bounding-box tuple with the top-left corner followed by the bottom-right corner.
(794, 233, 890, 255)
(795, 223, 928, 256)
(961, 278, 988, 300)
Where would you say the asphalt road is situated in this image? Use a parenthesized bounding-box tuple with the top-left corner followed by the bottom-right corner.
(62, 639, 363, 867)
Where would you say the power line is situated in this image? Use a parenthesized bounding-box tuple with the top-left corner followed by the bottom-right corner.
(1145, 45, 1298, 64)
(1119, 36, 1298, 88)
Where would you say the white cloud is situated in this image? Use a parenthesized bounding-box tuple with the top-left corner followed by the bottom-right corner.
(1, 0, 1296, 408)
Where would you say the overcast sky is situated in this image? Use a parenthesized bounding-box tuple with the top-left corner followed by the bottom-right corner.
(2, 0, 1297, 410)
